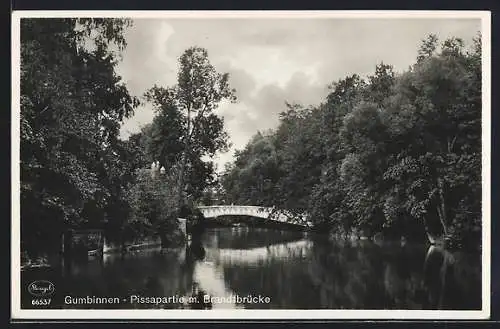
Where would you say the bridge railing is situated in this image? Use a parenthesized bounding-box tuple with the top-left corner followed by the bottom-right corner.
(196, 205, 312, 227)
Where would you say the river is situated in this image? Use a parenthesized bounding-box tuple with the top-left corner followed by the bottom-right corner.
(20, 226, 481, 310)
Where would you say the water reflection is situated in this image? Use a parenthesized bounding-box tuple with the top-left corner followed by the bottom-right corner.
(422, 245, 481, 310)
(21, 227, 481, 310)
(205, 239, 312, 265)
(188, 282, 212, 309)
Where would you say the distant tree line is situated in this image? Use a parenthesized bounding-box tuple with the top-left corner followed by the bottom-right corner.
(220, 34, 482, 248)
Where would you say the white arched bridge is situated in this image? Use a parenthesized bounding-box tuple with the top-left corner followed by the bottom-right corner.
(196, 205, 312, 228)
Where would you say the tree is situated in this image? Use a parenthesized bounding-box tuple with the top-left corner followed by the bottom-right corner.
(141, 47, 236, 233)
(144, 47, 236, 204)
(275, 104, 326, 214)
(140, 99, 185, 169)
(417, 34, 439, 62)
(20, 18, 138, 257)
(221, 131, 281, 207)
(339, 102, 389, 236)
(174, 47, 236, 205)
(366, 63, 395, 107)
(306, 75, 368, 231)
(218, 33, 482, 248)
(382, 35, 481, 244)
(126, 167, 184, 247)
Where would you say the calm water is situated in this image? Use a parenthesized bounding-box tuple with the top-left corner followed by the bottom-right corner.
(21, 227, 482, 310)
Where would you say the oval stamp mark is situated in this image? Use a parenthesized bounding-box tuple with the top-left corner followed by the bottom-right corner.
(28, 280, 55, 297)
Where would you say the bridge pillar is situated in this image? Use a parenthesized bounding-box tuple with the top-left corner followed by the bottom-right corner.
(178, 218, 187, 237)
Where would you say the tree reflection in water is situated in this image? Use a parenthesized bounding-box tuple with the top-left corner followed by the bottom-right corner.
(188, 282, 212, 309)
(47, 227, 480, 310)
(200, 229, 481, 310)
(421, 245, 481, 310)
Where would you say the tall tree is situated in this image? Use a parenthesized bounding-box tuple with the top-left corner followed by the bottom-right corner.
(20, 18, 138, 257)
(143, 47, 236, 214)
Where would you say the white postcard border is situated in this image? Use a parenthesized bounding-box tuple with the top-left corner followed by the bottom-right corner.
(11, 10, 492, 321)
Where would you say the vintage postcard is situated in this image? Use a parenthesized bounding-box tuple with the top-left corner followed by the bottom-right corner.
(11, 10, 491, 321)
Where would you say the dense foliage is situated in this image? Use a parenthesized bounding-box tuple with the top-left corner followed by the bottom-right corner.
(20, 17, 235, 257)
(143, 47, 235, 200)
(20, 18, 143, 257)
(20, 20, 481, 258)
(125, 166, 185, 247)
(221, 34, 482, 247)
(126, 46, 236, 239)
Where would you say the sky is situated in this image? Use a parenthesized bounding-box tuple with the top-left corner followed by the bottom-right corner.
(116, 15, 481, 172)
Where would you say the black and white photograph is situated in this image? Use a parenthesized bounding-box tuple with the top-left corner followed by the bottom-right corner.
(11, 11, 491, 320)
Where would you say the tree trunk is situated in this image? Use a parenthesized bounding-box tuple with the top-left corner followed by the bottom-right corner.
(423, 210, 444, 245)
(177, 153, 187, 208)
(176, 106, 191, 212)
(436, 177, 448, 237)
(424, 177, 449, 245)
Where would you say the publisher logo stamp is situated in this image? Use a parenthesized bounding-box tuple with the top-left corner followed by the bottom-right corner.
(28, 281, 55, 297)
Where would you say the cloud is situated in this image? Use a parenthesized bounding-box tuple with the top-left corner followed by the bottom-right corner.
(117, 16, 481, 170)
(216, 61, 257, 103)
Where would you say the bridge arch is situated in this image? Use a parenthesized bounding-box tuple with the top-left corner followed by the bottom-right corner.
(196, 205, 312, 227)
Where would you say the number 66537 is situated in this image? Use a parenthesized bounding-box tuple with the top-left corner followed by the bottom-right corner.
(32, 298, 51, 306)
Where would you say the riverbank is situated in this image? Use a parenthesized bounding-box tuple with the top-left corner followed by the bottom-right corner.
(325, 229, 480, 252)
(100, 237, 162, 255)
(20, 236, 178, 271)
